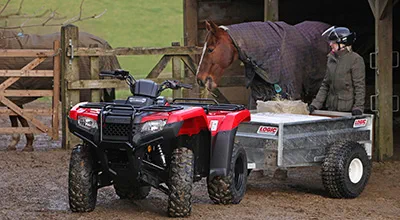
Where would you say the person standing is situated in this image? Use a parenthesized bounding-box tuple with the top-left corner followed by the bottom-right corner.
(309, 26, 365, 115)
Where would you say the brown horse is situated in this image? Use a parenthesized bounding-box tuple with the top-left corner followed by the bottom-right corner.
(196, 20, 331, 109)
(0, 30, 121, 151)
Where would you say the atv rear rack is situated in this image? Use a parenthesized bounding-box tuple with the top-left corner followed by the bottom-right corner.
(139, 105, 183, 112)
(172, 98, 245, 111)
(79, 103, 183, 113)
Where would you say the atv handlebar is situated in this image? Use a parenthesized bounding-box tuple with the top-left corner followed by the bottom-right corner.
(158, 80, 193, 95)
(100, 69, 193, 97)
(163, 80, 193, 90)
(179, 83, 193, 90)
(100, 69, 131, 80)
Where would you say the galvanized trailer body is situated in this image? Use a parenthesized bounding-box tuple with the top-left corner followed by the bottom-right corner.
(236, 110, 374, 170)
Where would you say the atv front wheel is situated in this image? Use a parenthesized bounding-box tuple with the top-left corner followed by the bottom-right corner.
(114, 184, 151, 200)
(207, 143, 248, 204)
(322, 141, 371, 198)
(68, 144, 98, 212)
(168, 147, 194, 217)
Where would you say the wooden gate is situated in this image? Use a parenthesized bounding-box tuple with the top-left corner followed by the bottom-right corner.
(0, 41, 61, 139)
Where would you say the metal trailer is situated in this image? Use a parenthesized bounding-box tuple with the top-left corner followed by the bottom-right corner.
(236, 110, 374, 198)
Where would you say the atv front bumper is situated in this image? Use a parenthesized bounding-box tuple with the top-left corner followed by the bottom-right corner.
(68, 117, 182, 183)
(67, 116, 182, 148)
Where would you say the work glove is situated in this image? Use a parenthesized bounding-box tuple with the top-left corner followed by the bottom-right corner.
(352, 108, 363, 116)
(308, 105, 317, 114)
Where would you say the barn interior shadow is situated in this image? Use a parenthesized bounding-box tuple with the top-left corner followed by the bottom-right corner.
(280, 0, 400, 161)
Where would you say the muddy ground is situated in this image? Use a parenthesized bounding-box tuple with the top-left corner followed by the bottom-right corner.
(0, 101, 400, 220)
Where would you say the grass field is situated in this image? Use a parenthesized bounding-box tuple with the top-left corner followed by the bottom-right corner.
(2, 0, 183, 98)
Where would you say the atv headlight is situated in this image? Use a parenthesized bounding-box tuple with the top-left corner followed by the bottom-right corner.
(141, 120, 166, 132)
(78, 116, 98, 130)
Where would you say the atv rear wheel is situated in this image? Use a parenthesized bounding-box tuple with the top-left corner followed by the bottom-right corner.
(207, 143, 248, 204)
(114, 184, 151, 200)
(321, 141, 371, 198)
(68, 144, 98, 212)
(168, 147, 194, 217)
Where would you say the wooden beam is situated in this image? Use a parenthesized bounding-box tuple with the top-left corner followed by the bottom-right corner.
(52, 40, 60, 140)
(70, 46, 202, 57)
(0, 57, 47, 91)
(0, 96, 50, 133)
(0, 108, 52, 116)
(69, 79, 128, 90)
(379, 0, 390, 20)
(264, 0, 279, 21)
(183, 0, 200, 99)
(368, 0, 376, 18)
(375, 0, 393, 160)
(0, 70, 53, 77)
(68, 75, 245, 91)
(68, 78, 190, 90)
(61, 24, 80, 149)
(172, 42, 182, 99)
(179, 55, 197, 76)
(0, 127, 43, 134)
(90, 44, 101, 102)
(210, 88, 230, 104)
(2, 90, 53, 97)
(217, 75, 246, 87)
(0, 49, 54, 57)
(146, 55, 172, 79)
(184, 0, 198, 47)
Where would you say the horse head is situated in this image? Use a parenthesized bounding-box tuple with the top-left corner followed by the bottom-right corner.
(196, 21, 238, 91)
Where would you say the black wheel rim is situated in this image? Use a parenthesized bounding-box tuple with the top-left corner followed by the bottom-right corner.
(234, 155, 245, 190)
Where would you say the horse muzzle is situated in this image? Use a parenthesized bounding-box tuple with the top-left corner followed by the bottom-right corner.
(197, 76, 217, 90)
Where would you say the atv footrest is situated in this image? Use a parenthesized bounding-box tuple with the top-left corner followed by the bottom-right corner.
(141, 160, 166, 188)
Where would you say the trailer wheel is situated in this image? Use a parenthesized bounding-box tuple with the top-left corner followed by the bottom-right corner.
(114, 184, 151, 200)
(321, 141, 371, 198)
(207, 143, 248, 204)
(69, 144, 98, 212)
(168, 147, 194, 217)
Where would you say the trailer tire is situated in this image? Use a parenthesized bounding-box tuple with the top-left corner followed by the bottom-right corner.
(114, 184, 151, 200)
(321, 141, 371, 198)
(207, 143, 248, 204)
(69, 144, 98, 212)
(168, 147, 194, 217)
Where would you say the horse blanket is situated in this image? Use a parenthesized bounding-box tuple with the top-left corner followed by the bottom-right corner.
(224, 21, 331, 108)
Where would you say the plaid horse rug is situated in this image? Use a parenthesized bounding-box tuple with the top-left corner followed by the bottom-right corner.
(223, 21, 331, 108)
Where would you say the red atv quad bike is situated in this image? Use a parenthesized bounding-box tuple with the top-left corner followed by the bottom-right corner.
(67, 69, 250, 217)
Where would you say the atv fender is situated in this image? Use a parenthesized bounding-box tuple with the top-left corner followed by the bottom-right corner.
(209, 127, 238, 178)
(209, 110, 250, 177)
(167, 107, 209, 136)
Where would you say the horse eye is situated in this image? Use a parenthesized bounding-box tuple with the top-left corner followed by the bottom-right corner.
(207, 48, 214, 53)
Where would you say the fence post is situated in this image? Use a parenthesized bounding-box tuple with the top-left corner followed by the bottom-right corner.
(61, 24, 80, 149)
(172, 42, 182, 99)
(89, 44, 101, 102)
(52, 40, 60, 140)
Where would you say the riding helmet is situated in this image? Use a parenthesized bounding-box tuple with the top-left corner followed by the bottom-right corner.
(322, 26, 356, 46)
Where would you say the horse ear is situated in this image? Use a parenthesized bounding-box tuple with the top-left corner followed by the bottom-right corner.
(206, 20, 212, 32)
(206, 20, 219, 35)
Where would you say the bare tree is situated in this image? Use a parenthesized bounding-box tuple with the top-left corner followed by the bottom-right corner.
(0, 0, 106, 34)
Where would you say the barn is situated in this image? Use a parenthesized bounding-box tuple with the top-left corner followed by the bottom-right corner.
(183, 0, 400, 161)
